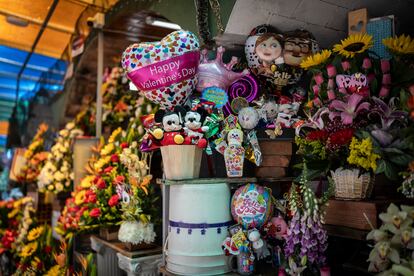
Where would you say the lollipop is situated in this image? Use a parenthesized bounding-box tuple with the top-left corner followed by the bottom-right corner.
(223, 74, 259, 115)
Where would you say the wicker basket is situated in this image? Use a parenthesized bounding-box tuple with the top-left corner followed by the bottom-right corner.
(331, 168, 374, 200)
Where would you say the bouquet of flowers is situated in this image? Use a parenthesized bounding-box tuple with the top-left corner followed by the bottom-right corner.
(37, 122, 84, 193)
(17, 123, 49, 183)
(296, 33, 414, 182)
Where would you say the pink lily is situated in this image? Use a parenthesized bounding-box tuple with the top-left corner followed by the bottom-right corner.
(329, 94, 370, 125)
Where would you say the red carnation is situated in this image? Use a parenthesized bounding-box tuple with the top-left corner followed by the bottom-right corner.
(85, 190, 97, 204)
(329, 128, 354, 147)
(306, 130, 328, 141)
(108, 195, 120, 207)
(120, 142, 129, 149)
(96, 178, 106, 190)
(113, 175, 125, 185)
(103, 166, 114, 174)
(111, 154, 119, 163)
(89, 208, 101, 218)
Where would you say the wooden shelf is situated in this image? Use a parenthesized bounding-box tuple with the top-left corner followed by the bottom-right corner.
(157, 177, 257, 186)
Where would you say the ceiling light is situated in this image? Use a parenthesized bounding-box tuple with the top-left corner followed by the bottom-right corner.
(146, 16, 181, 30)
(6, 15, 29, 27)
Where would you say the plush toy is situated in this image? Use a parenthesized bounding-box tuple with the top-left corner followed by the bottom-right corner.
(248, 229, 270, 260)
(238, 107, 260, 131)
(183, 107, 209, 148)
(154, 106, 186, 146)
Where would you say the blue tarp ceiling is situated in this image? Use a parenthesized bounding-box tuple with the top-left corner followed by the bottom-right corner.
(0, 45, 67, 122)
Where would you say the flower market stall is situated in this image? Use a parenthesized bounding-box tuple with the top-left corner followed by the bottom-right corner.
(0, 0, 414, 275)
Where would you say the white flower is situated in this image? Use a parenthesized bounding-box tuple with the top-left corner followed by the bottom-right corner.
(118, 221, 156, 244)
(59, 129, 69, 137)
(69, 172, 74, 180)
(54, 171, 65, 182)
(65, 122, 75, 130)
(55, 183, 64, 192)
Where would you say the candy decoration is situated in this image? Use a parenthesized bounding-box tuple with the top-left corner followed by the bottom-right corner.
(231, 183, 273, 229)
(196, 46, 248, 92)
(122, 30, 200, 109)
(223, 74, 259, 115)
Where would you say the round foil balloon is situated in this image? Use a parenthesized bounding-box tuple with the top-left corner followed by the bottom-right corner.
(122, 30, 200, 109)
(231, 183, 273, 229)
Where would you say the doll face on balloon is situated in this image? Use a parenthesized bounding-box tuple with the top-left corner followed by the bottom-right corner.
(283, 37, 311, 67)
(255, 34, 283, 65)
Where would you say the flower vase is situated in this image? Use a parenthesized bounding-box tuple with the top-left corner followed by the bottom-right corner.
(160, 145, 202, 180)
(331, 168, 373, 200)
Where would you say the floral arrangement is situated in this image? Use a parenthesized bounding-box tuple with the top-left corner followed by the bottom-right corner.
(367, 203, 414, 274)
(282, 166, 333, 275)
(57, 98, 158, 237)
(17, 123, 49, 183)
(37, 121, 84, 193)
(296, 33, 414, 181)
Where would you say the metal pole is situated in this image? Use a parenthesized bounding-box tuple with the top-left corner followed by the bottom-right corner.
(96, 29, 104, 137)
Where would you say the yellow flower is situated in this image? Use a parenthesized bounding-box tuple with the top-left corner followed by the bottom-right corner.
(94, 156, 111, 171)
(347, 137, 379, 172)
(333, 33, 373, 58)
(80, 175, 95, 189)
(75, 190, 87, 205)
(28, 226, 44, 241)
(100, 143, 115, 156)
(8, 208, 19, 218)
(300, 49, 332, 69)
(45, 265, 61, 276)
(108, 127, 122, 143)
(20, 242, 38, 258)
(383, 34, 414, 55)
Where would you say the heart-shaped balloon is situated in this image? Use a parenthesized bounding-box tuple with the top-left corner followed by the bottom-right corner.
(122, 30, 200, 109)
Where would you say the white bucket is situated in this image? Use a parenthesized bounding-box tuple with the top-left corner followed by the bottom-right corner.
(160, 145, 202, 180)
(166, 183, 231, 275)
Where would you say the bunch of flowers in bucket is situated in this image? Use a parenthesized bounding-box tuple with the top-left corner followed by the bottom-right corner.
(37, 122, 84, 194)
(282, 166, 333, 275)
(17, 123, 50, 183)
(296, 33, 414, 198)
(57, 111, 158, 237)
(367, 203, 414, 274)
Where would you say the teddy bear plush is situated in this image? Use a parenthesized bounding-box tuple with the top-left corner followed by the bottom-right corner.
(183, 107, 209, 148)
(154, 106, 187, 146)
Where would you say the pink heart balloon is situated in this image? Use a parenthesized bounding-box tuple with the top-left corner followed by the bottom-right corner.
(122, 30, 200, 109)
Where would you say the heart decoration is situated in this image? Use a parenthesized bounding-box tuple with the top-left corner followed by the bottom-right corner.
(122, 30, 200, 109)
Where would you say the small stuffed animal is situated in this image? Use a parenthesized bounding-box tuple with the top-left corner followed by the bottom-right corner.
(238, 107, 260, 130)
(154, 106, 186, 146)
(261, 100, 279, 123)
(183, 107, 209, 148)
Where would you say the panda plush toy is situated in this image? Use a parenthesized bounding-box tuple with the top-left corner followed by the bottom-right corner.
(183, 107, 209, 148)
(154, 106, 187, 146)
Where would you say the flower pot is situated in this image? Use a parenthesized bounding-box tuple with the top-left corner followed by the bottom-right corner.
(331, 168, 374, 200)
(99, 225, 120, 241)
(160, 145, 202, 180)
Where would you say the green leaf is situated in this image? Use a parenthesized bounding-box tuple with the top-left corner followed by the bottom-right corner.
(376, 159, 387, 174)
(383, 148, 405, 154)
(390, 154, 413, 166)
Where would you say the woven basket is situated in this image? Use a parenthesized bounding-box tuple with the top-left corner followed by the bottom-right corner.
(331, 168, 373, 200)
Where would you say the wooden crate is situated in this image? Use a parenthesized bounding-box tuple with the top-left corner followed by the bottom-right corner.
(99, 225, 120, 241)
(255, 140, 293, 178)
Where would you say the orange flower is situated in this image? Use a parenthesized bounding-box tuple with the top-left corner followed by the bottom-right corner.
(114, 100, 128, 112)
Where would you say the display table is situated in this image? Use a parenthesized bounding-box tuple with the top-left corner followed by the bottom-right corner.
(90, 235, 162, 276)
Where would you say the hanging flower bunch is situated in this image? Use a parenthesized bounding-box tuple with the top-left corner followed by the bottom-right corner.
(283, 166, 333, 275)
(17, 123, 49, 183)
(399, 161, 414, 198)
(367, 203, 414, 274)
(37, 122, 84, 194)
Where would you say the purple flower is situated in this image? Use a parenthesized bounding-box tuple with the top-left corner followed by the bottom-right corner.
(330, 94, 370, 125)
(370, 97, 407, 130)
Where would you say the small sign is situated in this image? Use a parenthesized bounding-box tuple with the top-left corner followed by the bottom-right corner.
(201, 86, 228, 109)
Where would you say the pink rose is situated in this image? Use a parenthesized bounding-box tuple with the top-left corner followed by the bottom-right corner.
(362, 58, 372, 69)
(312, 85, 320, 96)
(89, 208, 101, 218)
(328, 90, 336, 100)
(314, 73, 324, 85)
(381, 59, 390, 73)
(379, 86, 390, 97)
(382, 73, 391, 85)
(326, 64, 337, 78)
(341, 60, 350, 71)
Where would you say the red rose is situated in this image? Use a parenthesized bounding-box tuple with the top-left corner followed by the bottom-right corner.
(108, 195, 120, 207)
(120, 142, 129, 149)
(96, 178, 106, 190)
(93, 176, 100, 184)
(111, 154, 119, 163)
(103, 166, 114, 174)
(85, 190, 97, 203)
(113, 175, 125, 185)
(89, 208, 101, 218)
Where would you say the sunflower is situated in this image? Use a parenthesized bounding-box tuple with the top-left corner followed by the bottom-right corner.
(28, 226, 44, 241)
(333, 33, 373, 58)
(20, 242, 38, 258)
(45, 265, 61, 276)
(300, 49, 332, 69)
(383, 34, 414, 55)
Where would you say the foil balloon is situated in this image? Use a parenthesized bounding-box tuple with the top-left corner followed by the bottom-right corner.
(196, 46, 248, 92)
(231, 183, 273, 229)
(122, 30, 200, 110)
(223, 74, 259, 116)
